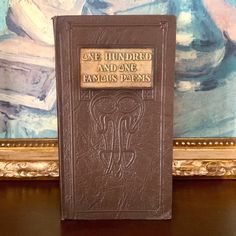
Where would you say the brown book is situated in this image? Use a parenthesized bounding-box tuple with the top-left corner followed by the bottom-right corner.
(53, 15, 176, 220)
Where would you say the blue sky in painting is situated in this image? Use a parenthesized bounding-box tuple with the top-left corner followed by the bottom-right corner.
(0, 0, 9, 32)
(226, 0, 236, 7)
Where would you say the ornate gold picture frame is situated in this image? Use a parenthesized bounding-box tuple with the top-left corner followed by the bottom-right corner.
(1, 138, 236, 179)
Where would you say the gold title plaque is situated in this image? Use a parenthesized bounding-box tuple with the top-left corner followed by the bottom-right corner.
(80, 48, 153, 89)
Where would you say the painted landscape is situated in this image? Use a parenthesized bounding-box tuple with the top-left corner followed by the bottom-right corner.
(0, 0, 236, 138)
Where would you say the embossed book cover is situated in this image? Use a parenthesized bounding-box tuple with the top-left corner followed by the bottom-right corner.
(53, 15, 176, 220)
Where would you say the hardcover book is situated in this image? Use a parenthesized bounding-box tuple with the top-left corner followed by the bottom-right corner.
(53, 15, 176, 220)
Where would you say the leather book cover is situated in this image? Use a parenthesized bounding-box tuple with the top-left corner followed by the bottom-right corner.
(53, 15, 176, 220)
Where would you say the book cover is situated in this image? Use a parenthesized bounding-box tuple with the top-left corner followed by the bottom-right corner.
(54, 15, 176, 220)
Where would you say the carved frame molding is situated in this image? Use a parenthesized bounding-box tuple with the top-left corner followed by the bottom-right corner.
(0, 138, 236, 178)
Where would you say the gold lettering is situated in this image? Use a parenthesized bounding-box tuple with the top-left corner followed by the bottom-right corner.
(80, 48, 153, 88)
(118, 63, 137, 72)
(81, 52, 101, 61)
(104, 52, 152, 61)
(97, 64, 117, 72)
(82, 74, 118, 83)
(120, 74, 151, 83)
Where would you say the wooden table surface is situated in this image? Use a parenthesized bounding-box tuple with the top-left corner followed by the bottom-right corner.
(0, 180, 236, 236)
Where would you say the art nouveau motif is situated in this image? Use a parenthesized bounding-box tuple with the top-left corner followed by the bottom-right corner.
(90, 91, 144, 178)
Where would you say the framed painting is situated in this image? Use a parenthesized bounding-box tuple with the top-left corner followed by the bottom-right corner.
(1, 0, 236, 178)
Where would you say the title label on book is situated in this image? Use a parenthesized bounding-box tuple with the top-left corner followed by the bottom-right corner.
(80, 48, 153, 89)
